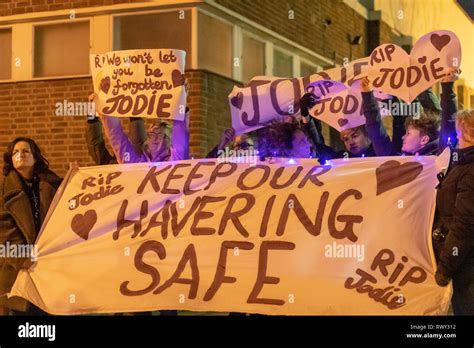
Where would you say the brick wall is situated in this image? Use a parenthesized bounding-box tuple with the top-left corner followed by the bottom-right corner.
(0, 70, 235, 177)
(186, 70, 240, 159)
(216, 0, 368, 64)
(0, 0, 150, 16)
(0, 0, 405, 177)
(0, 78, 93, 176)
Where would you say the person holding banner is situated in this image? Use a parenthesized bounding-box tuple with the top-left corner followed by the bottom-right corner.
(256, 119, 315, 159)
(299, 94, 375, 162)
(434, 109, 474, 315)
(86, 116, 148, 165)
(85, 96, 147, 165)
(0, 137, 62, 315)
(206, 128, 236, 158)
(90, 93, 190, 163)
(359, 69, 459, 157)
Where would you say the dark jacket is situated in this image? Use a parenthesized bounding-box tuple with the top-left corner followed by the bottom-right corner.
(361, 83, 458, 156)
(434, 146, 474, 281)
(404, 139, 440, 156)
(0, 169, 61, 312)
(85, 117, 147, 165)
(304, 117, 376, 162)
(206, 145, 220, 159)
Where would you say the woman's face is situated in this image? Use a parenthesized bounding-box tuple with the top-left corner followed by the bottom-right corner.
(456, 124, 474, 149)
(145, 124, 170, 161)
(291, 129, 312, 158)
(12, 141, 36, 172)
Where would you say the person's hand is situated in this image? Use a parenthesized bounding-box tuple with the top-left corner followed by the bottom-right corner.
(442, 68, 461, 83)
(218, 128, 236, 150)
(299, 93, 317, 117)
(18, 258, 35, 271)
(88, 93, 97, 103)
(89, 92, 105, 117)
(69, 161, 80, 171)
(360, 77, 371, 92)
(87, 93, 99, 120)
(435, 271, 451, 287)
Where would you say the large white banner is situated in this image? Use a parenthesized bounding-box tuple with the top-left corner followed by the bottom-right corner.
(11, 155, 451, 315)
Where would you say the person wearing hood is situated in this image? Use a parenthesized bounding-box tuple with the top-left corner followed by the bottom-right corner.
(433, 109, 474, 315)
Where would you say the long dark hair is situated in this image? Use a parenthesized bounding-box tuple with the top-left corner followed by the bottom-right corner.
(257, 120, 310, 158)
(2, 137, 50, 176)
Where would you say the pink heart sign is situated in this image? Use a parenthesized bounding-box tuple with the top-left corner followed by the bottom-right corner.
(367, 30, 461, 103)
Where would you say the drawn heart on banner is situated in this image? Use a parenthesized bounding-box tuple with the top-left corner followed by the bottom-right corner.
(71, 210, 98, 241)
(367, 30, 461, 103)
(376, 160, 423, 195)
(231, 92, 244, 109)
(100, 76, 111, 94)
(172, 70, 185, 88)
(430, 33, 451, 52)
(305, 80, 389, 132)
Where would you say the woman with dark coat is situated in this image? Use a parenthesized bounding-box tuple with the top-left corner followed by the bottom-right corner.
(0, 137, 61, 315)
(434, 109, 474, 315)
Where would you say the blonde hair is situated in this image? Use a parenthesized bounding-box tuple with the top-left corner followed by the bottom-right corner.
(455, 109, 474, 144)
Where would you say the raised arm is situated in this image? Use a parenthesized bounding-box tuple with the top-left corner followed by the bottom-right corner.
(439, 69, 460, 151)
(100, 115, 142, 164)
(417, 87, 442, 114)
(85, 117, 115, 165)
(170, 107, 190, 161)
(390, 102, 405, 155)
(129, 117, 147, 153)
(361, 77, 392, 156)
(299, 93, 338, 162)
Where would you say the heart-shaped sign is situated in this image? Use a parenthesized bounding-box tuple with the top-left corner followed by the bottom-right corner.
(367, 30, 461, 103)
(71, 210, 98, 241)
(376, 160, 423, 195)
(305, 80, 389, 132)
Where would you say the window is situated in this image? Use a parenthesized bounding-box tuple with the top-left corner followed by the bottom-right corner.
(242, 33, 265, 83)
(114, 10, 192, 69)
(300, 61, 319, 77)
(273, 49, 292, 77)
(34, 21, 90, 78)
(0, 28, 12, 80)
(198, 12, 232, 77)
